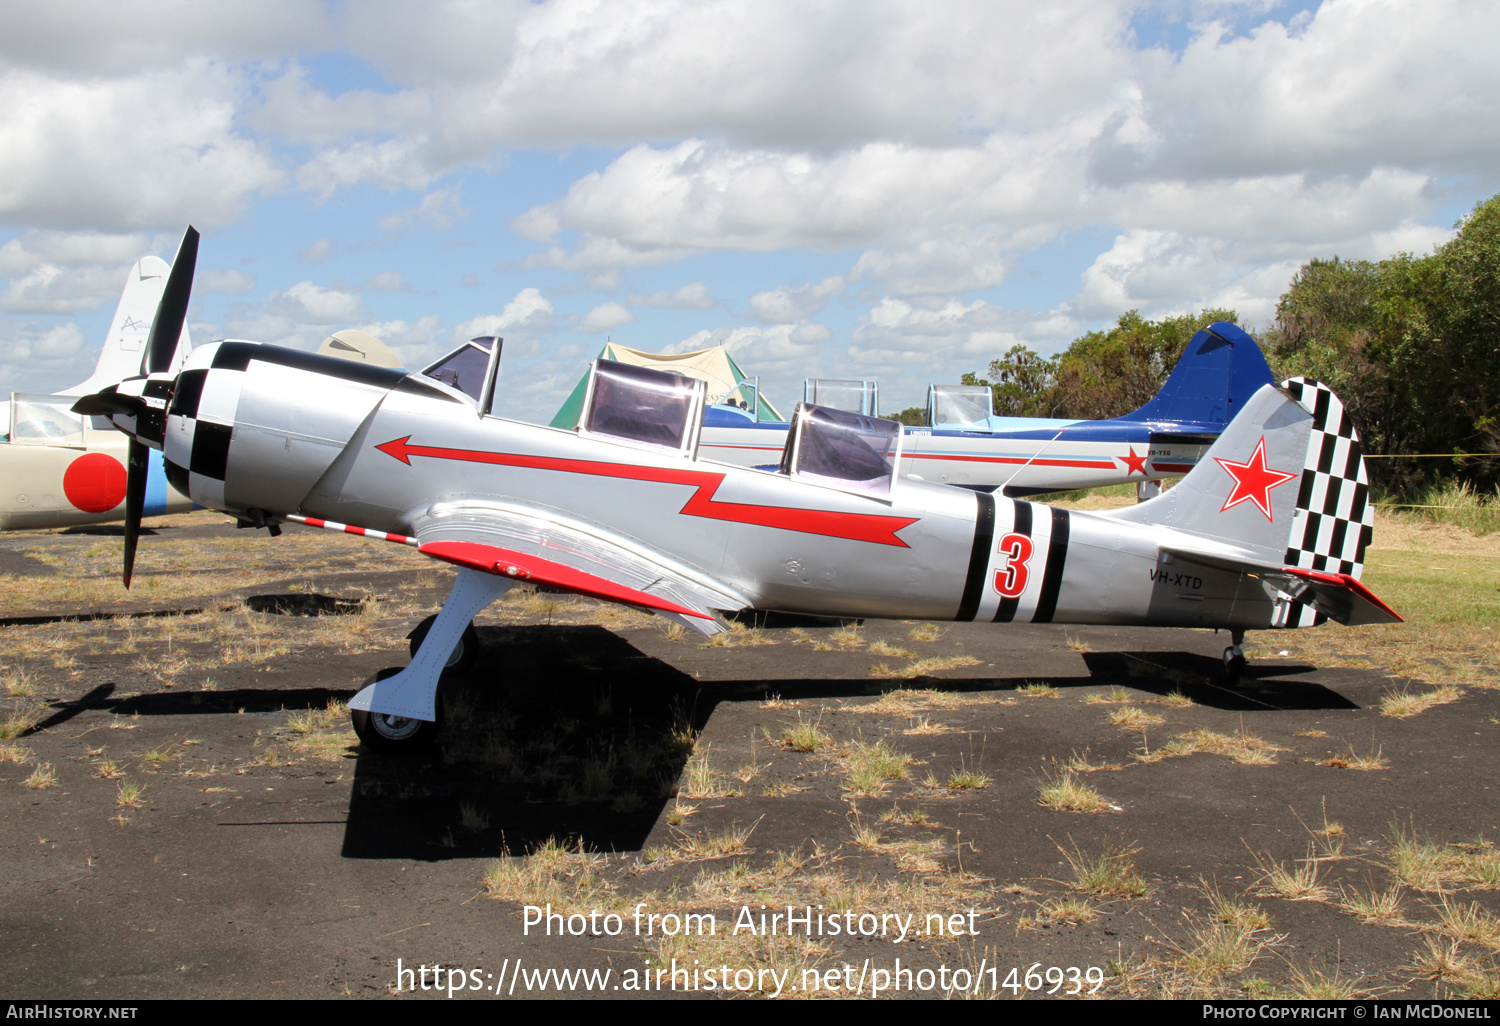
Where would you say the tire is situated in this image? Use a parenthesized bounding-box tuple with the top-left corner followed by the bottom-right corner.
(350, 668, 443, 755)
(1223, 648, 1247, 684)
(407, 615, 480, 676)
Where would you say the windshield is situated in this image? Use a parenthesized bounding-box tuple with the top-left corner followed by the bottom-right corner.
(785, 404, 900, 496)
(421, 338, 494, 401)
(929, 384, 993, 430)
(584, 360, 702, 452)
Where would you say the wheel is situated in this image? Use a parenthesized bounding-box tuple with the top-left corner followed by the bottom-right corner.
(1223, 646, 1247, 684)
(407, 615, 480, 675)
(350, 668, 443, 755)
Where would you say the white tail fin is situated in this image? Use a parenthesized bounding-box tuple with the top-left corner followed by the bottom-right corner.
(61, 255, 192, 396)
(1108, 377, 1375, 580)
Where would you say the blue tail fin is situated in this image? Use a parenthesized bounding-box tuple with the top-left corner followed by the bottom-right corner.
(1127, 322, 1274, 431)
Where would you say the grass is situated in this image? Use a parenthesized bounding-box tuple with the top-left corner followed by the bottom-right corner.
(1136, 728, 1285, 766)
(841, 739, 913, 797)
(1320, 742, 1388, 770)
(1338, 882, 1407, 924)
(1109, 706, 1164, 730)
(870, 655, 981, 679)
(0, 704, 41, 740)
(482, 837, 616, 912)
(1085, 685, 1134, 705)
(1379, 684, 1463, 718)
(1252, 848, 1330, 902)
(3, 667, 35, 697)
(777, 716, 831, 753)
(115, 779, 144, 808)
(23, 762, 56, 789)
(1036, 770, 1115, 813)
(1017, 681, 1057, 697)
(1063, 840, 1151, 897)
(945, 761, 991, 790)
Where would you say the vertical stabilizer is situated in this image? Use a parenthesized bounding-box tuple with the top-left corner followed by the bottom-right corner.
(62, 255, 192, 396)
(1125, 322, 1275, 430)
(1107, 378, 1375, 587)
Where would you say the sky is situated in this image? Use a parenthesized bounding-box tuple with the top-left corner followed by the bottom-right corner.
(1, 0, 1495, 423)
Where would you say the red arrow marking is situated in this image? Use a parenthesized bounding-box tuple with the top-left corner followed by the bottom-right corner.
(377, 436, 919, 547)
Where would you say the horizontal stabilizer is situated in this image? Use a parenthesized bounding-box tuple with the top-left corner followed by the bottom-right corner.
(1161, 546, 1401, 627)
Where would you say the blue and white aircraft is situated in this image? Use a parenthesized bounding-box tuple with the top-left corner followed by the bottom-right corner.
(697, 323, 1275, 496)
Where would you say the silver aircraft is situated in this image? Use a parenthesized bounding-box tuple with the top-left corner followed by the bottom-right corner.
(77, 229, 1401, 754)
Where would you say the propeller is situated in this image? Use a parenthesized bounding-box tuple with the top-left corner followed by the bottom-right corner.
(73, 226, 198, 588)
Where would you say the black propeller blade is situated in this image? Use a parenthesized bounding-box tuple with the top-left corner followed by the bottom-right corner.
(122, 439, 149, 589)
(119, 225, 198, 588)
(144, 226, 198, 375)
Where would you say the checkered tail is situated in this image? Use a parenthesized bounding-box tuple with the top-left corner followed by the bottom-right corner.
(1275, 377, 1375, 628)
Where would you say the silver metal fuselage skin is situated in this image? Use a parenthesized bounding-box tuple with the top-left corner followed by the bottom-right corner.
(177, 342, 1281, 634)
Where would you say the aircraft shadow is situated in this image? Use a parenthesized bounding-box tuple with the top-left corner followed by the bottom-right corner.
(29, 624, 1367, 861)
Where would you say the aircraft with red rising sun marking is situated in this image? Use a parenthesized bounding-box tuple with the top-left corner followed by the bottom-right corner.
(0, 255, 195, 531)
(77, 228, 1401, 755)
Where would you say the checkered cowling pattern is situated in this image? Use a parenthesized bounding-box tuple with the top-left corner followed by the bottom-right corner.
(161, 346, 246, 511)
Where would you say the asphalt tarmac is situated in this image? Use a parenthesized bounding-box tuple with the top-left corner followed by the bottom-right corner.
(1, 517, 1496, 999)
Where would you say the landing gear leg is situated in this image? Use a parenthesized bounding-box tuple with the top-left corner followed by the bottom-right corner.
(1223, 629, 1247, 683)
(349, 568, 515, 754)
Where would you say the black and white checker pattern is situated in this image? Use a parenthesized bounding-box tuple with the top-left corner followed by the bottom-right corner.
(162, 342, 247, 511)
(1280, 376, 1375, 579)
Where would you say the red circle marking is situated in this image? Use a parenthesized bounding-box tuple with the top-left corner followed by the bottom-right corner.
(62, 452, 127, 513)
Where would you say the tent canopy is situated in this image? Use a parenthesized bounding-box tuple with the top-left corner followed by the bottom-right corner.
(550, 343, 784, 428)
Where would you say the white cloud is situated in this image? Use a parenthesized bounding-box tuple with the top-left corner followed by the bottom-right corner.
(198, 269, 255, 295)
(629, 281, 716, 309)
(267, 281, 367, 324)
(375, 186, 467, 232)
(360, 271, 409, 293)
(0, 63, 281, 230)
(298, 238, 337, 263)
(748, 276, 843, 323)
(577, 301, 634, 333)
(454, 288, 555, 338)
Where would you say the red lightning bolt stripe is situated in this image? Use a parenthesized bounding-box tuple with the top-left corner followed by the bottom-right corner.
(376, 436, 919, 547)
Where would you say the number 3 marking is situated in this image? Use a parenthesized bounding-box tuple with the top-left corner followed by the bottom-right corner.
(993, 532, 1033, 598)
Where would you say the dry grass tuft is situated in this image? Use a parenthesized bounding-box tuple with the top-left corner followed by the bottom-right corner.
(23, 762, 56, 789)
(1380, 684, 1463, 719)
(1136, 728, 1285, 766)
(1064, 840, 1151, 898)
(776, 716, 831, 753)
(483, 837, 616, 911)
(1036, 771, 1116, 813)
(1109, 706, 1165, 730)
(1251, 848, 1330, 902)
(1337, 882, 1407, 925)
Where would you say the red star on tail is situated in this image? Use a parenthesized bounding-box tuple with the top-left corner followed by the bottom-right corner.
(1117, 447, 1148, 476)
(1213, 437, 1298, 521)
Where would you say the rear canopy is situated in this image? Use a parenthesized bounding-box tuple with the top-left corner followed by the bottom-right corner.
(550, 343, 784, 427)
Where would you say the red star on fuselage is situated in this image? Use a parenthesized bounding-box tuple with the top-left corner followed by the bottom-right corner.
(1117, 446, 1148, 476)
(1213, 436, 1298, 521)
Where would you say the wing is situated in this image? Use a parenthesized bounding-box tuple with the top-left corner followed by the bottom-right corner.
(409, 499, 750, 635)
(1160, 546, 1402, 627)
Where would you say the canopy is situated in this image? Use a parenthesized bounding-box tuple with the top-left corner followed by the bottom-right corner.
(550, 343, 784, 428)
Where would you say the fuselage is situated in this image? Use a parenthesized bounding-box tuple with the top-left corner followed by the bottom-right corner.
(0, 394, 190, 531)
(167, 341, 1282, 634)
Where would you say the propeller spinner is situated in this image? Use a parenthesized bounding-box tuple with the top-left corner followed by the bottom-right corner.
(72, 226, 198, 587)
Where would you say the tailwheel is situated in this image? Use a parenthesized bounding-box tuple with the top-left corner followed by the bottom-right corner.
(350, 668, 443, 755)
(407, 615, 480, 675)
(1222, 629, 1247, 684)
